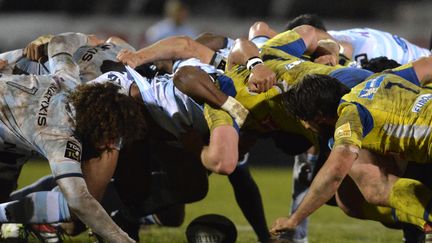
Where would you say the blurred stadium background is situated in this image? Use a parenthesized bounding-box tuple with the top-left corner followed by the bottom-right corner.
(0, 0, 430, 53)
(5, 0, 432, 242)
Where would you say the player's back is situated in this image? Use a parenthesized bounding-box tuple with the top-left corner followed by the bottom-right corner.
(328, 28, 431, 64)
(0, 74, 75, 159)
(339, 73, 432, 162)
(74, 41, 135, 82)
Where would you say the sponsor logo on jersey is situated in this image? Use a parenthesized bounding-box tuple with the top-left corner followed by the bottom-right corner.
(411, 94, 432, 113)
(358, 76, 384, 99)
(284, 60, 305, 70)
(392, 35, 408, 52)
(64, 140, 81, 161)
(335, 122, 352, 139)
(81, 44, 111, 62)
(37, 82, 58, 126)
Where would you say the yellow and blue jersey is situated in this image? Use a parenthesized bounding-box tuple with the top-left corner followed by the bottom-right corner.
(204, 32, 373, 147)
(334, 68, 432, 163)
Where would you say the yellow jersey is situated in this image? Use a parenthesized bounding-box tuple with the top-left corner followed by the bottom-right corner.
(334, 73, 432, 163)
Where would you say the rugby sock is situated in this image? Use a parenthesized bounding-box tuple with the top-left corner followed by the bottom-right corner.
(228, 164, 270, 242)
(0, 191, 70, 223)
(388, 178, 432, 223)
(362, 203, 425, 228)
(221, 96, 249, 128)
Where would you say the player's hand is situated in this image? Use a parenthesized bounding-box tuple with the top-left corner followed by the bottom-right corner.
(0, 59, 8, 70)
(23, 34, 53, 62)
(314, 54, 338, 66)
(270, 217, 296, 236)
(314, 39, 340, 66)
(247, 64, 276, 93)
(117, 49, 140, 68)
(87, 34, 105, 47)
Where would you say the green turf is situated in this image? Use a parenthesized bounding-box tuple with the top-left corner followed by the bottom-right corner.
(18, 162, 402, 243)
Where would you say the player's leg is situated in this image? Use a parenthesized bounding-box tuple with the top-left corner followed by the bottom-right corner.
(270, 132, 316, 243)
(0, 152, 26, 203)
(9, 175, 57, 201)
(0, 190, 70, 223)
(349, 150, 432, 228)
(228, 155, 271, 242)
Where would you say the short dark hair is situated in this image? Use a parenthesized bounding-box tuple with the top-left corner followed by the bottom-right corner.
(283, 74, 350, 121)
(100, 60, 126, 73)
(67, 82, 146, 159)
(361, 56, 401, 73)
(285, 13, 327, 31)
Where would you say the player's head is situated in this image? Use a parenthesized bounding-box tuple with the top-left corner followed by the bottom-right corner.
(283, 74, 349, 136)
(285, 13, 327, 31)
(100, 60, 127, 73)
(360, 56, 401, 73)
(67, 82, 146, 159)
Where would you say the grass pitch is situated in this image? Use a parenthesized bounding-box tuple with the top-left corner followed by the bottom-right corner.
(19, 162, 402, 243)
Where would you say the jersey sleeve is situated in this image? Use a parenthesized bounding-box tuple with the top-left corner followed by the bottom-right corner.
(333, 102, 364, 148)
(35, 132, 83, 181)
(390, 63, 421, 86)
(261, 30, 307, 58)
(203, 104, 239, 132)
(48, 33, 89, 90)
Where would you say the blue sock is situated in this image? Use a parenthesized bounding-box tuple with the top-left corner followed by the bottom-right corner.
(0, 191, 70, 223)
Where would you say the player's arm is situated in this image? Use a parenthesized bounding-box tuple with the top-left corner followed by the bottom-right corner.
(47, 33, 103, 88)
(117, 36, 214, 68)
(270, 144, 358, 235)
(195, 32, 229, 52)
(174, 66, 249, 127)
(409, 56, 432, 86)
(56, 176, 134, 242)
(385, 56, 432, 87)
(248, 21, 278, 40)
(292, 25, 338, 57)
(227, 38, 276, 93)
(202, 104, 239, 175)
(47, 138, 134, 243)
(259, 24, 340, 65)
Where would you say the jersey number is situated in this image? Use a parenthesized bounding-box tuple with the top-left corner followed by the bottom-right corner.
(6, 81, 38, 95)
(384, 81, 419, 94)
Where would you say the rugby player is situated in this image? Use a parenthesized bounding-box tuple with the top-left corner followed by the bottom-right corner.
(0, 32, 146, 242)
(118, 35, 275, 242)
(252, 14, 431, 67)
(270, 56, 432, 241)
(2, 33, 271, 242)
(248, 21, 431, 242)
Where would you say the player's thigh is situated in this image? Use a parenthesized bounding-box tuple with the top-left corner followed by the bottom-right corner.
(153, 141, 208, 203)
(0, 152, 25, 202)
(114, 139, 153, 204)
(270, 132, 312, 156)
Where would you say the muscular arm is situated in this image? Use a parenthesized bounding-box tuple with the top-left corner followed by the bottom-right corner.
(201, 125, 239, 175)
(271, 144, 358, 234)
(117, 36, 214, 68)
(291, 25, 335, 56)
(227, 38, 276, 92)
(56, 177, 133, 242)
(47, 33, 89, 88)
(248, 21, 278, 40)
(411, 56, 432, 86)
(195, 32, 229, 51)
